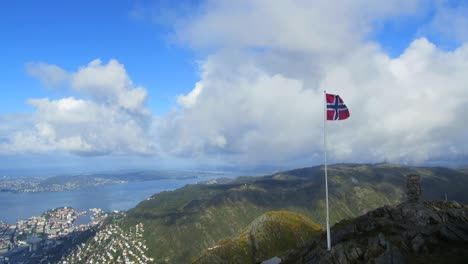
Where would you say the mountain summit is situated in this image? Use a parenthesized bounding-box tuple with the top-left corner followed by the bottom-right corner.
(283, 173, 468, 263)
(283, 200, 468, 264)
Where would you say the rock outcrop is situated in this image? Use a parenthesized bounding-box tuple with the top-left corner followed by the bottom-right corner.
(283, 200, 468, 264)
(406, 174, 421, 203)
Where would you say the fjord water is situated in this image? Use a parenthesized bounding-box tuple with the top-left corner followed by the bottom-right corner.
(0, 178, 200, 224)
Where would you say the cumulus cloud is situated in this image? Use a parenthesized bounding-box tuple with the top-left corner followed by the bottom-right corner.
(175, 0, 421, 53)
(154, 0, 468, 165)
(4, 0, 468, 167)
(1, 59, 154, 156)
(320, 38, 468, 163)
(71, 59, 148, 110)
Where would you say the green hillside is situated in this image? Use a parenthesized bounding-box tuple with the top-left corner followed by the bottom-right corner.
(193, 211, 322, 264)
(120, 164, 468, 263)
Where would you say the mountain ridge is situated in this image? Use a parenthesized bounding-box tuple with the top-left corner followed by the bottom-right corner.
(120, 164, 468, 263)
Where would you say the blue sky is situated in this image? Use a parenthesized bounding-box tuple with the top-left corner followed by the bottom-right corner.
(1, 1, 198, 115)
(1, 1, 468, 174)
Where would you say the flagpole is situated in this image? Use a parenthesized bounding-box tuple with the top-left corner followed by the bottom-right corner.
(323, 90, 331, 251)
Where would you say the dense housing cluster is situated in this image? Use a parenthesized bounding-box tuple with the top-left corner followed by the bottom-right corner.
(0, 207, 107, 264)
(61, 223, 153, 264)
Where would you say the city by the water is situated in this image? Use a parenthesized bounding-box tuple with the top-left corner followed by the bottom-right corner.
(0, 178, 199, 224)
(0, 178, 202, 263)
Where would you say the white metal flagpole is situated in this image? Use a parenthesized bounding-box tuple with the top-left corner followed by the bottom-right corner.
(323, 90, 331, 251)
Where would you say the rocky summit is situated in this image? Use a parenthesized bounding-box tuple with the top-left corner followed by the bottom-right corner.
(283, 200, 468, 264)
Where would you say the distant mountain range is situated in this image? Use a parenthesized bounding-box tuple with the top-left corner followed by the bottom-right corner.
(117, 163, 468, 263)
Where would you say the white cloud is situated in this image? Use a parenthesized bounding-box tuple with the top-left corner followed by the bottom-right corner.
(4, 0, 468, 167)
(156, 64, 320, 163)
(5, 96, 154, 156)
(26, 63, 68, 88)
(71, 59, 148, 110)
(27, 59, 148, 110)
(175, 0, 421, 53)
(1, 59, 154, 156)
(153, 0, 468, 165)
(320, 38, 468, 163)
(177, 82, 203, 109)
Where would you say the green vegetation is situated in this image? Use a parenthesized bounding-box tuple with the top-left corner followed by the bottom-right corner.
(119, 164, 468, 263)
(193, 211, 322, 264)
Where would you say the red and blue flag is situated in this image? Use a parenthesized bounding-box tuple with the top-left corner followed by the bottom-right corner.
(326, 93, 350, 120)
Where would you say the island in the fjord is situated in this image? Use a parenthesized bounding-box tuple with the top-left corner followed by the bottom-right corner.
(0, 170, 218, 193)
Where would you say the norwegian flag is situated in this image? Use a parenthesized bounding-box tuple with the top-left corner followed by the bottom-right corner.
(326, 93, 350, 120)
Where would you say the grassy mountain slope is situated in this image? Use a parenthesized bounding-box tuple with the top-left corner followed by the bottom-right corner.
(193, 211, 322, 264)
(121, 164, 468, 263)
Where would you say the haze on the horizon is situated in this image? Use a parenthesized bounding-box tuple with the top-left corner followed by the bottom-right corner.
(1, 0, 468, 173)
